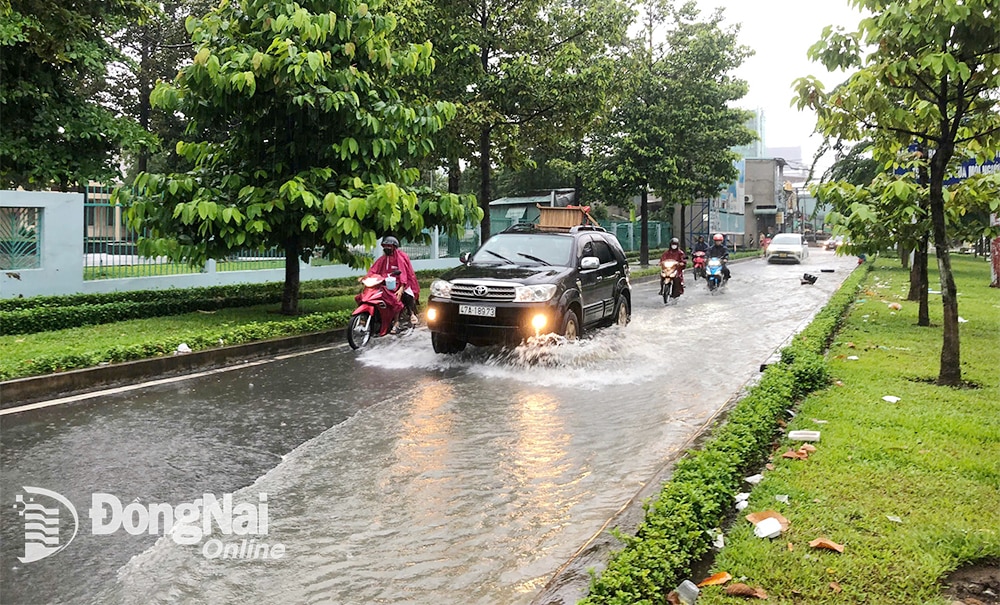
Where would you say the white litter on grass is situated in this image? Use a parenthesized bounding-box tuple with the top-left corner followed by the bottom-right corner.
(788, 430, 821, 441)
(812, 419, 829, 424)
(847, 355, 860, 360)
(735, 500, 749, 511)
(707, 528, 725, 549)
(776, 495, 789, 504)
(175, 343, 192, 354)
(887, 515, 903, 523)
(958, 316, 969, 323)
(882, 395, 901, 403)
(735, 492, 751, 502)
(745, 474, 764, 485)
(753, 517, 783, 539)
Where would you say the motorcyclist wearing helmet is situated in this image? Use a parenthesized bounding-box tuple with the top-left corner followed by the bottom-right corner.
(366, 236, 420, 328)
(707, 233, 732, 281)
(659, 237, 687, 297)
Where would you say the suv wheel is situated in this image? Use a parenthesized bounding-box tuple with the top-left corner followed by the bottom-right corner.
(560, 309, 581, 340)
(613, 295, 630, 325)
(432, 332, 467, 354)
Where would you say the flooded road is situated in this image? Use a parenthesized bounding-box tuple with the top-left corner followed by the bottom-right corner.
(0, 250, 859, 604)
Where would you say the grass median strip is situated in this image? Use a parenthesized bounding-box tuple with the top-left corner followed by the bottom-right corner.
(695, 256, 999, 604)
(580, 254, 998, 604)
(0, 295, 357, 381)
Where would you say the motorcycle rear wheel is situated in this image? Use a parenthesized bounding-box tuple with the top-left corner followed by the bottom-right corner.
(347, 312, 374, 349)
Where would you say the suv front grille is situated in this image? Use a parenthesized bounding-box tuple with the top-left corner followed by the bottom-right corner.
(451, 282, 517, 302)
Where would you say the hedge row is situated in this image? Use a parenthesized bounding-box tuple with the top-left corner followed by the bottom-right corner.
(0, 271, 446, 335)
(0, 310, 352, 381)
(580, 261, 872, 605)
(0, 277, 371, 312)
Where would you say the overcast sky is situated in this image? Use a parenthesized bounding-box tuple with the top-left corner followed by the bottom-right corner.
(693, 0, 866, 168)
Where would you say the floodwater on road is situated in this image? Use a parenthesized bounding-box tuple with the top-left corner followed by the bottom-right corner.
(0, 250, 860, 604)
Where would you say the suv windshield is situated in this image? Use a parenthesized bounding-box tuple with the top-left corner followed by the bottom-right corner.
(470, 233, 573, 267)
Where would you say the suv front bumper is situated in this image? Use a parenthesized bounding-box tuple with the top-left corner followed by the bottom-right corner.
(425, 298, 562, 347)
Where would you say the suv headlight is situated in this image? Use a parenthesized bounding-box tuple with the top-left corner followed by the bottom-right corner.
(430, 279, 453, 298)
(514, 284, 557, 302)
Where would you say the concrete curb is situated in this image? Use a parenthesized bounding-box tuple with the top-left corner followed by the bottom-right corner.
(0, 328, 346, 410)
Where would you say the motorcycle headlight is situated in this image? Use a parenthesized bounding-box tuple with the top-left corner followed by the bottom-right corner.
(430, 279, 453, 299)
(514, 284, 557, 302)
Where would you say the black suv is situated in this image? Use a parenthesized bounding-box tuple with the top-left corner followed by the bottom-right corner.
(425, 224, 631, 353)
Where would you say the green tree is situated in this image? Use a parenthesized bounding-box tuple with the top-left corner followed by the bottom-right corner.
(0, 0, 154, 189)
(587, 0, 755, 264)
(411, 0, 632, 238)
(795, 0, 1000, 386)
(106, 0, 217, 177)
(116, 0, 481, 314)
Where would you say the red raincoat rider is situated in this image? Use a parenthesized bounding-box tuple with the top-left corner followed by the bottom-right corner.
(366, 236, 419, 327)
(659, 237, 687, 296)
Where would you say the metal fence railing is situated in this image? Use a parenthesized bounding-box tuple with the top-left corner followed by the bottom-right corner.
(0, 206, 41, 270)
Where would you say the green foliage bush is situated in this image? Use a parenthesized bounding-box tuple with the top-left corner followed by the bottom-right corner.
(0, 272, 443, 335)
(580, 263, 872, 604)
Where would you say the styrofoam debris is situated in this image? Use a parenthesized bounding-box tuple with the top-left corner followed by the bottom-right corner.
(788, 430, 821, 441)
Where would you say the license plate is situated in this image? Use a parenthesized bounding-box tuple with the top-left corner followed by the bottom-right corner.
(777, 252, 790, 257)
(459, 304, 496, 317)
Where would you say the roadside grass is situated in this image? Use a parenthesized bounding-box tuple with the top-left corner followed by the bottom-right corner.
(697, 255, 1000, 604)
(0, 294, 360, 380)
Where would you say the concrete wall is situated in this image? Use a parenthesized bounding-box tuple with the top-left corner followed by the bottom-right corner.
(1, 190, 460, 300)
(1, 190, 86, 298)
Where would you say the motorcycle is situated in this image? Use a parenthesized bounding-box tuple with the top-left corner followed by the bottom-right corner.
(660, 259, 684, 304)
(705, 257, 727, 293)
(347, 271, 408, 349)
(692, 251, 707, 281)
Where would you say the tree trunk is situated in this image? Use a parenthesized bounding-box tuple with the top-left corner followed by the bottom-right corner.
(137, 38, 152, 175)
(679, 204, 686, 248)
(918, 235, 929, 326)
(991, 215, 1000, 287)
(448, 158, 461, 194)
(929, 156, 961, 386)
(907, 240, 922, 300)
(447, 160, 462, 257)
(478, 126, 492, 242)
(907, 234, 929, 326)
(281, 236, 301, 315)
(640, 188, 649, 266)
(899, 242, 909, 269)
(992, 234, 1000, 288)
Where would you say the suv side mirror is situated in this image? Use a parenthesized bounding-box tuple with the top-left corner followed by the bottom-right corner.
(580, 256, 600, 270)
(459, 252, 471, 264)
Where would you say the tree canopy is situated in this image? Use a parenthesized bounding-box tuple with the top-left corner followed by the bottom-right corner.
(0, 0, 154, 189)
(116, 0, 481, 313)
(795, 0, 1000, 386)
(587, 0, 755, 262)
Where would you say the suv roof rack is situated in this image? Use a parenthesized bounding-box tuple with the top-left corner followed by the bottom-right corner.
(501, 222, 607, 234)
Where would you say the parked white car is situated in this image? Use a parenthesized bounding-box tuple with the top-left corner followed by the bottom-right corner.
(765, 233, 809, 264)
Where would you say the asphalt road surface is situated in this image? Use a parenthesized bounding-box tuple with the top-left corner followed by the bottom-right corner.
(0, 249, 860, 605)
